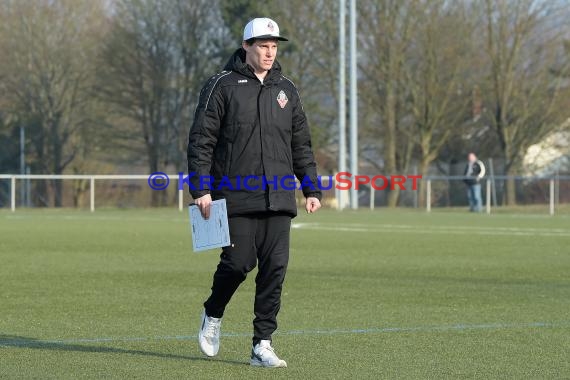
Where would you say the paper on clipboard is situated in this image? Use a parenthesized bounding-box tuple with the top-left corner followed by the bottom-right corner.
(188, 199, 230, 252)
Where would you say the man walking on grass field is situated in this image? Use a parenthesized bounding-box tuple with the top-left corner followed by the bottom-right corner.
(187, 17, 322, 367)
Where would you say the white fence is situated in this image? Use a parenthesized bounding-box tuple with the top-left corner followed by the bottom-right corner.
(422, 177, 556, 215)
(419, 175, 569, 216)
(0, 174, 186, 212)
(0, 173, 568, 214)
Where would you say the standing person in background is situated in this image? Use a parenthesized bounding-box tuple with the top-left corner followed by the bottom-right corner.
(187, 17, 322, 368)
(463, 153, 486, 212)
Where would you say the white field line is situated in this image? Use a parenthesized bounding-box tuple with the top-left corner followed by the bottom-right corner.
(1, 321, 568, 347)
(292, 223, 570, 238)
(2, 213, 569, 237)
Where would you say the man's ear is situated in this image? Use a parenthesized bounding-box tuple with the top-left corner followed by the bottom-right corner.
(242, 41, 249, 51)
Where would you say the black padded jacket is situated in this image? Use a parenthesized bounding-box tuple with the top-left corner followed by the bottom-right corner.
(187, 48, 321, 217)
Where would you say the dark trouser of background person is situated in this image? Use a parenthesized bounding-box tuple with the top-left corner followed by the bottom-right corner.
(203, 213, 291, 344)
(467, 183, 482, 212)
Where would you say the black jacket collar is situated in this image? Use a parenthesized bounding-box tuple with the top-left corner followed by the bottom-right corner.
(224, 48, 282, 85)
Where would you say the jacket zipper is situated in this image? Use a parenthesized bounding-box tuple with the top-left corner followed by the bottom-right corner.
(257, 83, 273, 209)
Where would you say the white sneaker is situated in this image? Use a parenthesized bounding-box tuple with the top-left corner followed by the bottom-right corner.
(198, 310, 221, 357)
(250, 340, 287, 368)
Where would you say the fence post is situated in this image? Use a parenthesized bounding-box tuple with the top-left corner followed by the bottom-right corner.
(486, 179, 491, 214)
(489, 158, 497, 207)
(369, 186, 375, 210)
(90, 177, 95, 212)
(426, 179, 431, 212)
(178, 189, 183, 212)
(11, 175, 16, 212)
(549, 179, 554, 216)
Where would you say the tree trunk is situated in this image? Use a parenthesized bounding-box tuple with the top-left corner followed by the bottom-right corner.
(385, 82, 399, 207)
(150, 167, 160, 208)
(503, 142, 517, 206)
(51, 118, 64, 207)
(73, 179, 88, 208)
(148, 145, 161, 207)
(53, 179, 63, 207)
(417, 158, 430, 208)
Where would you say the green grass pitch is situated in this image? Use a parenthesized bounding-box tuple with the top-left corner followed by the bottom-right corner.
(1, 208, 569, 379)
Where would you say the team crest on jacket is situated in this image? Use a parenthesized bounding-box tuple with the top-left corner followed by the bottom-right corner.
(277, 90, 288, 109)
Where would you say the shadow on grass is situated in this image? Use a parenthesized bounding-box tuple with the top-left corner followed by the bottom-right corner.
(0, 335, 247, 366)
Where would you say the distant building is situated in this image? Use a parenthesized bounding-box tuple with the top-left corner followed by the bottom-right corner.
(523, 124, 570, 176)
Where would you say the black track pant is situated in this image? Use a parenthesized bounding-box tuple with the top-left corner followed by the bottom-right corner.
(203, 213, 291, 342)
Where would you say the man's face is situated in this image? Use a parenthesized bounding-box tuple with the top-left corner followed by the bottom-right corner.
(242, 39, 278, 73)
(468, 153, 477, 162)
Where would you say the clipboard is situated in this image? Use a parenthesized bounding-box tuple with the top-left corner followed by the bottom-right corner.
(188, 199, 231, 252)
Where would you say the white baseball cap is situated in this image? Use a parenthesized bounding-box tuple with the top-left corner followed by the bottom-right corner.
(243, 17, 288, 41)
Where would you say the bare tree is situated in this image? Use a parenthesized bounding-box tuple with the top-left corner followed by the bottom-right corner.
(406, 0, 475, 207)
(359, 0, 417, 207)
(97, 0, 229, 206)
(0, 0, 105, 206)
(482, 0, 569, 205)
